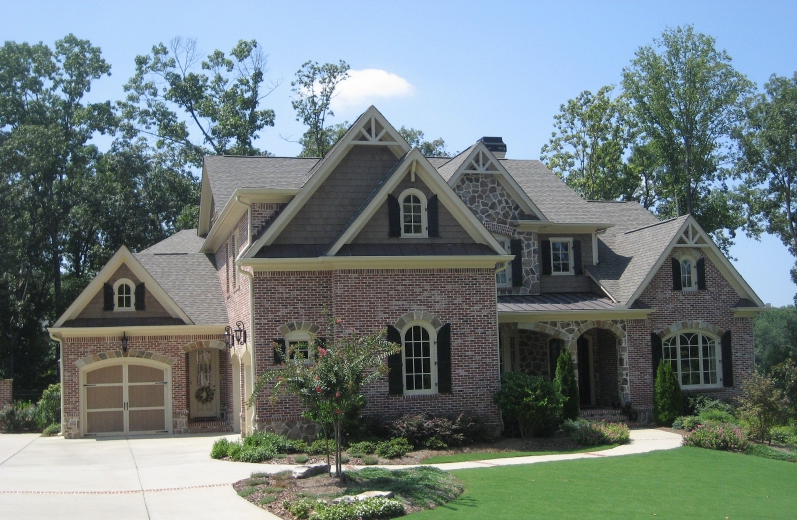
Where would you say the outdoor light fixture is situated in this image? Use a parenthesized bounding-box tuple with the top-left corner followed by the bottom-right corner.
(224, 326, 233, 349)
(234, 321, 247, 345)
(121, 331, 129, 353)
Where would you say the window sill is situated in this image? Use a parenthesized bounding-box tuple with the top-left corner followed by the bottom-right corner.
(393, 392, 441, 399)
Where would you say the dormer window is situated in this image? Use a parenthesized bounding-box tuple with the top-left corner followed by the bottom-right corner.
(681, 259, 694, 290)
(494, 234, 512, 287)
(551, 238, 573, 275)
(672, 254, 704, 292)
(400, 189, 427, 237)
(113, 279, 135, 311)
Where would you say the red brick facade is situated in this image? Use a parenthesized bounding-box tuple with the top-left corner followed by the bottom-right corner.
(0, 379, 12, 409)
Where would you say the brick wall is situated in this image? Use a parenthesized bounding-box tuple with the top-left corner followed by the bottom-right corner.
(0, 379, 12, 408)
(251, 268, 502, 432)
(627, 250, 755, 409)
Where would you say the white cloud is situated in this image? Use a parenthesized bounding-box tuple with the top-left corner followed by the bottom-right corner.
(331, 69, 414, 114)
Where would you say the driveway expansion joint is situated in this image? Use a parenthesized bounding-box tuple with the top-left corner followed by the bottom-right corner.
(0, 483, 234, 495)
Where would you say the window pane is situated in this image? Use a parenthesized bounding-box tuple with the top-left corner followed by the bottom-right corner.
(403, 325, 433, 393)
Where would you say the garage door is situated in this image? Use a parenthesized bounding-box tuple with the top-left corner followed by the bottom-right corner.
(83, 361, 170, 435)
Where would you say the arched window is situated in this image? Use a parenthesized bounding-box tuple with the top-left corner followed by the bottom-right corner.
(402, 322, 436, 394)
(113, 279, 135, 311)
(662, 331, 720, 389)
(681, 259, 694, 290)
(399, 189, 427, 237)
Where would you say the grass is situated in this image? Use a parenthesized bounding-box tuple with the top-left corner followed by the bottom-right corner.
(421, 444, 615, 463)
(410, 447, 797, 519)
(746, 443, 797, 463)
(345, 466, 463, 509)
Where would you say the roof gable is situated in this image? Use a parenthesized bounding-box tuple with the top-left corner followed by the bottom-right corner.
(244, 106, 411, 257)
(53, 246, 194, 327)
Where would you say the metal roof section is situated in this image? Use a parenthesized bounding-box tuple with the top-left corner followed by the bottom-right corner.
(497, 293, 617, 313)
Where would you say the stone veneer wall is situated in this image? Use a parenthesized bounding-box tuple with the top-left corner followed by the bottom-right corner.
(251, 268, 501, 438)
(626, 250, 755, 410)
(454, 173, 540, 294)
(61, 335, 225, 438)
(517, 330, 551, 378)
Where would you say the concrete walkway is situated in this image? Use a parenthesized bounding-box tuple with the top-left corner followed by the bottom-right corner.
(0, 429, 682, 519)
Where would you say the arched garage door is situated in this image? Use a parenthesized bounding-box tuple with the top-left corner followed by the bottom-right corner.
(82, 360, 171, 436)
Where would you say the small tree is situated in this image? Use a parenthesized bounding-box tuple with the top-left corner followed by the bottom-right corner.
(554, 348, 580, 421)
(738, 372, 788, 442)
(250, 318, 399, 479)
(494, 372, 562, 438)
(653, 360, 682, 426)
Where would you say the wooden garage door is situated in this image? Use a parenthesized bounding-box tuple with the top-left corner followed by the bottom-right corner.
(84, 361, 169, 435)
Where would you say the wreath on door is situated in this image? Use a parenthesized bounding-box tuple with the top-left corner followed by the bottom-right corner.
(195, 385, 215, 404)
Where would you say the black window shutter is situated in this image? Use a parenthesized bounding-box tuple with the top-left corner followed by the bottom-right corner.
(387, 195, 401, 237)
(103, 283, 114, 311)
(671, 258, 682, 290)
(386, 325, 403, 395)
(696, 258, 707, 290)
(721, 331, 734, 387)
(510, 238, 523, 287)
(427, 195, 439, 237)
(541, 240, 552, 275)
(572, 240, 583, 275)
(273, 339, 286, 365)
(437, 323, 452, 394)
(651, 333, 663, 381)
(135, 283, 146, 310)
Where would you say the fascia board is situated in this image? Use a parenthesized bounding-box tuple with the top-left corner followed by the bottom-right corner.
(625, 216, 765, 308)
(239, 254, 513, 272)
(198, 166, 213, 236)
(502, 308, 654, 323)
(244, 106, 411, 259)
(52, 247, 193, 327)
(515, 222, 616, 233)
(447, 142, 547, 221)
(49, 324, 226, 340)
(731, 307, 769, 317)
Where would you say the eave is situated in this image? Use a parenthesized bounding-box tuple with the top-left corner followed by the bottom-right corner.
(513, 221, 615, 234)
(239, 255, 513, 272)
(731, 306, 769, 318)
(49, 324, 227, 340)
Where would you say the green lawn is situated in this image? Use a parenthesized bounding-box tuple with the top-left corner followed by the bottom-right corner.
(410, 447, 797, 519)
(421, 445, 615, 464)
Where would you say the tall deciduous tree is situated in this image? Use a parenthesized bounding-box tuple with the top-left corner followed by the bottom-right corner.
(622, 25, 754, 251)
(735, 73, 797, 295)
(540, 85, 638, 201)
(398, 126, 452, 157)
(121, 37, 277, 166)
(291, 60, 350, 158)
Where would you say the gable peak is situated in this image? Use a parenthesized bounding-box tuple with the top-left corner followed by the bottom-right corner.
(465, 149, 501, 173)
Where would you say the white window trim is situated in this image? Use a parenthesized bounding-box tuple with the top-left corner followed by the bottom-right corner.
(401, 321, 437, 395)
(662, 330, 723, 390)
(399, 188, 428, 238)
(493, 234, 511, 288)
(284, 330, 313, 362)
(676, 253, 698, 292)
(499, 328, 518, 376)
(113, 278, 136, 312)
(233, 231, 240, 289)
(550, 237, 574, 276)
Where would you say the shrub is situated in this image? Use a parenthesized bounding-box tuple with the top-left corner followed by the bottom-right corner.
(285, 498, 316, 519)
(211, 438, 231, 459)
(375, 437, 412, 459)
(259, 495, 277, 505)
(307, 497, 405, 520)
(362, 455, 379, 465)
(682, 423, 750, 452)
(672, 416, 702, 431)
(346, 440, 377, 455)
(238, 445, 276, 463)
(699, 409, 737, 425)
(294, 454, 310, 464)
(389, 413, 472, 449)
(243, 430, 303, 453)
(554, 348, 579, 421)
(227, 442, 243, 461)
(653, 360, 682, 426)
(561, 418, 589, 434)
(42, 423, 60, 436)
(569, 421, 630, 446)
(36, 383, 61, 431)
(769, 425, 797, 446)
(684, 395, 735, 416)
(493, 372, 562, 438)
(738, 372, 789, 442)
(0, 401, 39, 432)
(308, 438, 333, 455)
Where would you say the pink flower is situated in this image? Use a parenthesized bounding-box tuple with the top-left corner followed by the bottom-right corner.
(315, 387, 322, 393)
(277, 377, 283, 382)
(314, 375, 319, 380)
(318, 347, 327, 357)
(335, 409, 342, 414)
(335, 392, 341, 398)
(336, 318, 342, 324)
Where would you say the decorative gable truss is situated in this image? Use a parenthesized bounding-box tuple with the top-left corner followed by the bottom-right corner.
(353, 114, 402, 146)
(674, 221, 711, 247)
(464, 149, 501, 173)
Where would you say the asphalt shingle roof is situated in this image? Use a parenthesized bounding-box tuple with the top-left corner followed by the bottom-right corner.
(134, 230, 227, 325)
(500, 160, 594, 222)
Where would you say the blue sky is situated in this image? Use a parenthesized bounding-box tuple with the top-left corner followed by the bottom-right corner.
(2, 0, 795, 306)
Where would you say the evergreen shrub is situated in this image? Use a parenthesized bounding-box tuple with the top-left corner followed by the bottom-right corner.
(493, 371, 562, 437)
(554, 348, 579, 421)
(653, 360, 682, 426)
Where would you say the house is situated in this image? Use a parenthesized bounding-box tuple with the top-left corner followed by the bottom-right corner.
(49, 106, 764, 439)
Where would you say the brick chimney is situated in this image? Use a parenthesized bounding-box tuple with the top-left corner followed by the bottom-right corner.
(479, 137, 506, 159)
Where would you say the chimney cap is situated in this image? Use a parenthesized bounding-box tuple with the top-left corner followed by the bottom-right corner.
(479, 136, 506, 157)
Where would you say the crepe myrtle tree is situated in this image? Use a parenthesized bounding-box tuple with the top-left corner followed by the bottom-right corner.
(249, 317, 400, 479)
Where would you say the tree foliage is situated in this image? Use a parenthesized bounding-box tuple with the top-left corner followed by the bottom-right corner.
(753, 306, 797, 373)
(250, 318, 399, 478)
(398, 126, 452, 157)
(121, 37, 277, 165)
(553, 348, 580, 421)
(738, 372, 789, 442)
(291, 60, 350, 158)
(540, 85, 639, 201)
(622, 25, 754, 251)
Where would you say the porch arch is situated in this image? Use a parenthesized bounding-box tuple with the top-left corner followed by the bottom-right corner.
(394, 310, 444, 332)
(74, 350, 176, 369)
(184, 340, 226, 352)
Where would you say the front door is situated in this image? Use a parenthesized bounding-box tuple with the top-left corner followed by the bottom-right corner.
(577, 336, 593, 407)
(189, 349, 220, 419)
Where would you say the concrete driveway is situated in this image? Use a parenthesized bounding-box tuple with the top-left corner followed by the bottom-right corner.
(0, 433, 283, 520)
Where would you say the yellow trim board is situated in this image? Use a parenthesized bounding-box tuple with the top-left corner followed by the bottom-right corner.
(240, 254, 513, 272)
(49, 324, 227, 339)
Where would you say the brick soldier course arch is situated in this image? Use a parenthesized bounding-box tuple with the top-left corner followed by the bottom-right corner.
(655, 320, 724, 338)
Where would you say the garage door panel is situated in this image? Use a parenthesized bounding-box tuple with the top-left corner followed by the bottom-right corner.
(86, 385, 123, 410)
(87, 410, 124, 434)
(128, 365, 164, 383)
(129, 409, 166, 432)
(86, 365, 123, 385)
(128, 384, 165, 408)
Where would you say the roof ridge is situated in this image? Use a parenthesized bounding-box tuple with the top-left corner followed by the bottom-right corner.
(623, 215, 686, 235)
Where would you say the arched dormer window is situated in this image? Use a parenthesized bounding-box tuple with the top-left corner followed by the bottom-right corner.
(681, 258, 694, 290)
(399, 189, 427, 238)
(113, 279, 135, 311)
